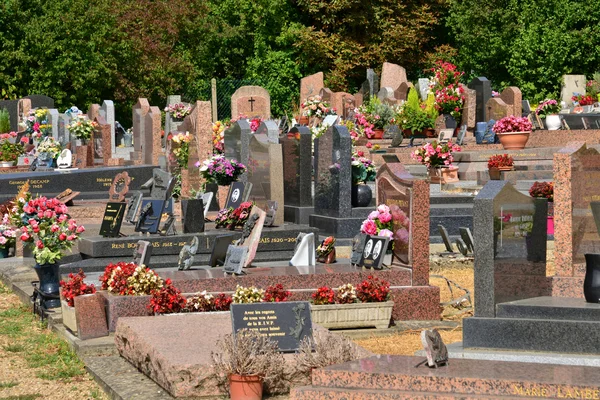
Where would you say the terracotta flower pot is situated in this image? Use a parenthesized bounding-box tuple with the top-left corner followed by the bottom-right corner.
(317, 248, 336, 264)
(428, 166, 459, 184)
(298, 116, 309, 125)
(488, 168, 502, 180)
(371, 129, 385, 139)
(229, 374, 263, 400)
(497, 131, 530, 150)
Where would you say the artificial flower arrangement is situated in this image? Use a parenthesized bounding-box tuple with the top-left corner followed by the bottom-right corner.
(59, 269, 97, 307)
(214, 201, 254, 229)
(535, 99, 560, 118)
(212, 120, 229, 154)
(529, 181, 553, 202)
(572, 94, 595, 106)
(12, 193, 84, 265)
(250, 117, 262, 133)
(316, 236, 335, 258)
(36, 137, 62, 159)
(67, 114, 99, 142)
(487, 154, 514, 169)
(351, 151, 377, 185)
(0, 138, 25, 164)
(301, 95, 336, 118)
(312, 276, 390, 305)
(0, 213, 16, 250)
(99, 262, 163, 296)
(197, 154, 246, 186)
(24, 108, 51, 139)
(493, 115, 532, 133)
(0, 131, 17, 141)
(164, 103, 192, 120)
(168, 132, 192, 169)
(411, 140, 461, 168)
(430, 61, 465, 122)
(232, 285, 265, 304)
(354, 96, 397, 138)
(360, 204, 394, 239)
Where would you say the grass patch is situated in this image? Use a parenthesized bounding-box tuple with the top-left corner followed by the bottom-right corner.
(3, 344, 24, 353)
(25, 333, 85, 380)
(0, 382, 18, 389)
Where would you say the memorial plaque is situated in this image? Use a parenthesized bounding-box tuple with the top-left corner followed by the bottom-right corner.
(226, 182, 248, 209)
(223, 245, 248, 275)
(150, 169, 175, 201)
(181, 198, 205, 233)
(125, 192, 143, 224)
(99, 202, 126, 237)
(109, 172, 131, 202)
(359, 235, 391, 270)
(209, 234, 235, 267)
(135, 199, 165, 234)
(350, 233, 368, 265)
(230, 301, 313, 352)
(132, 240, 152, 266)
(495, 202, 542, 261)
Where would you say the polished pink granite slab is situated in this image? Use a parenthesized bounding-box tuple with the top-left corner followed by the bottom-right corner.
(74, 293, 108, 340)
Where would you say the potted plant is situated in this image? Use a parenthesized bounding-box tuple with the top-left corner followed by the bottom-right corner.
(36, 137, 62, 168)
(351, 151, 376, 207)
(310, 276, 394, 329)
(164, 103, 192, 121)
(0, 213, 16, 258)
(411, 140, 461, 183)
(535, 99, 561, 130)
(316, 236, 336, 264)
(493, 115, 533, 150)
(487, 154, 514, 180)
(13, 193, 85, 309)
(0, 135, 24, 167)
(398, 89, 438, 142)
(198, 155, 246, 209)
(430, 61, 465, 128)
(300, 95, 336, 125)
(67, 114, 98, 145)
(572, 94, 595, 112)
(215, 201, 254, 230)
(24, 108, 51, 140)
(59, 269, 97, 334)
(529, 181, 554, 235)
(211, 329, 285, 400)
(355, 96, 397, 139)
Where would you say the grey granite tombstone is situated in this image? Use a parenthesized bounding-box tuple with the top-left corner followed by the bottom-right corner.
(459, 227, 475, 253)
(473, 181, 547, 318)
(47, 109, 59, 141)
(254, 120, 280, 144)
(101, 101, 115, 155)
(313, 125, 352, 218)
(438, 225, 454, 253)
(58, 114, 71, 147)
(366, 69, 379, 98)
(0, 100, 19, 132)
(468, 77, 492, 124)
(223, 245, 248, 275)
(282, 126, 313, 224)
(224, 120, 251, 180)
(25, 95, 54, 110)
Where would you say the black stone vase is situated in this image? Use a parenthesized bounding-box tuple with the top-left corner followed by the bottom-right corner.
(584, 254, 600, 303)
(33, 262, 61, 309)
(351, 184, 372, 207)
(444, 114, 457, 129)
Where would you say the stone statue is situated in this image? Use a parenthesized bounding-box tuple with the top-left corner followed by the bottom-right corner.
(178, 237, 199, 270)
(235, 213, 259, 246)
(263, 200, 278, 227)
(419, 329, 449, 368)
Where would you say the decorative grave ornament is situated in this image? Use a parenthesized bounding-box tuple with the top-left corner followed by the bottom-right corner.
(359, 235, 390, 270)
(131, 240, 152, 266)
(99, 202, 126, 237)
(56, 149, 72, 169)
(289, 232, 316, 267)
(109, 172, 131, 202)
(125, 192, 143, 224)
(196, 192, 214, 219)
(209, 234, 235, 268)
(418, 329, 449, 368)
(350, 233, 368, 266)
(235, 214, 260, 246)
(135, 200, 165, 234)
(178, 236, 199, 271)
(55, 188, 80, 207)
(263, 200, 278, 227)
(223, 245, 248, 275)
(159, 214, 177, 236)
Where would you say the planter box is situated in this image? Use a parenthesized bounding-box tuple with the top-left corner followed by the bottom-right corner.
(99, 291, 152, 332)
(311, 301, 394, 329)
(61, 300, 78, 335)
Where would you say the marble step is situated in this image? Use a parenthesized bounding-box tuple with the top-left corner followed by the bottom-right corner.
(496, 296, 600, 321)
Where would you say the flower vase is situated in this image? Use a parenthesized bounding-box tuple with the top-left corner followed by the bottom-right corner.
(317, 249, 336, 264)
(61, 300, 78, 334)
(583, 254, 600, 303)
(33, 262, 61, 309)
(488, 168, 502, 180)
(428, 166, 459, 184)
(371, 129, 385, 139)
(0, 247, 8, 258)
(218, 185, 229, 210)
(351, 184, 372, 207)
(545, 114, 561, 130)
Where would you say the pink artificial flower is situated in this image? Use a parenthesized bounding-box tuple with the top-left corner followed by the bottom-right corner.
(379, 212, 392, 223)
(59, 233, 67, 241)
(377, 205, 390, 214)
(368, 211, 379, 220)
(361, 219, 378, 235)
(76, 225, 85, 233)
(378, 229, 394, 238)
(51, 224, 59, 233)
(20, 233, 29, 241)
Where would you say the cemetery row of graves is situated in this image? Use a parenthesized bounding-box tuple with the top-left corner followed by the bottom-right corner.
(0, 61, 599, 398)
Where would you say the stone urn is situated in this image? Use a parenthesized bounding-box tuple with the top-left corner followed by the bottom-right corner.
(351, 184, 372, 207)
(497, 131, 530, 150)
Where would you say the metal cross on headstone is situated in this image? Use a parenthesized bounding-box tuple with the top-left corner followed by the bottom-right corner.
(248, 97, 256, 112)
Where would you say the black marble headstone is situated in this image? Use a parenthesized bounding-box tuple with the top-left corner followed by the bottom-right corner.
(226, 182, 247, 209)
(467, 77, 492, 123)
(359, 235, 390, 270)
(135, 199, 165, 234)
(282, 126, 313, 207)
(230, 301, 313, 352)
(350, 233, 368, 265)
(181, 199, 205, 233)
(209, 234, 235, 267)
(99, 202, 126, 237)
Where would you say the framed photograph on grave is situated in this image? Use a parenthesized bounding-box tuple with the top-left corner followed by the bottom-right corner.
(230, 302, 313, 352)
(358, 235, 391, 270)
(226, 182, 246, 209)
(437, 129, 454, 143)
(99, 202, 126, 237)
(209, 234, 235, 267)
(135, 199, 165, 234)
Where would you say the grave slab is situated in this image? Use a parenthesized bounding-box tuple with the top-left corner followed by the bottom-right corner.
(74, 293, 108, 340)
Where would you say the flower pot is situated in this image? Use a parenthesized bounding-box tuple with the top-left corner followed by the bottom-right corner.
(497, 131, 530, 150)
(33, 262, 61, 309)
(547, 216, 554, 235)
(488, 168, 502, 180)
(545, 114, 561, 130)
(371, 129, 385, 139)
(61, 300, 78, 334)
(351, 184, 372, 207)
(428, 166, 459, 184)
(311, 301, 394, 329)
(299, 116, 309, 125)
(0, 247, 9, 258)
(218, 185, 229, 210)
(317, 248, 336, 264)
(584, 254, 600, 303)
(123, 133, 133, 147)
(229, 374, 263, 400)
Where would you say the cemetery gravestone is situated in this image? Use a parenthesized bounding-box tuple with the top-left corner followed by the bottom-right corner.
(282, 126, 313, 224)
(231, 86, 270, 120)
(366, 69, 379, 98)
(561, 75, 587, 106)
(438, 225, 454, 253)
(379, 62, 407, 92)
(461, 86, 477, 130)
(500, 87, 522, 119)
(417, 78, 431, 101)
(225, 182, 249, 209)
(58, 114, 70, 147)
(130, 98, 150, 164)
(300, 72, 324, 104)
(93, 116, 112, 165)
(47, 109, 59, 141)
(145, 106, 162, 165)
(99, 202, 127, 237)
(25, 95, 54, 110)
(468, 77, 492, 123)
(209, 234, 235, 268)
(230, 302, 313, 352)
(395, 82, 410, 102)
(87, 104, 100, 121)
(223, 246, 248, 275)
(100, 100, 116, 155)
(486, 97, 510, 121)
(178, 237, 199, 270)
(224, 120, 251, 175)
(132, 240, 152, 266)
(181, 198, 205, 233)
